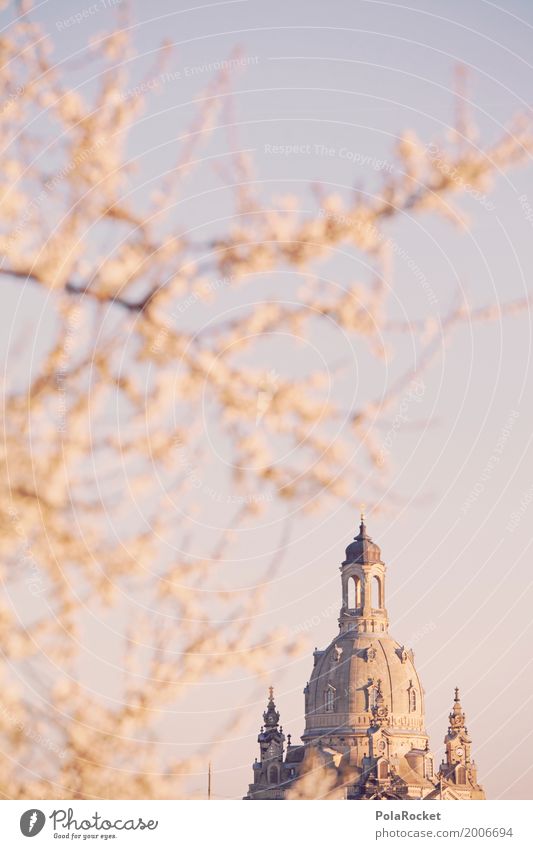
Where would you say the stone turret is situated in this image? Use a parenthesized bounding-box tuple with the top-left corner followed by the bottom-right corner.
(244, 689, 303, 799)
(435, 688, 485, 799)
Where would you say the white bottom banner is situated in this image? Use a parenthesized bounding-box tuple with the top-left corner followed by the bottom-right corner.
(1, 800, 531, 848)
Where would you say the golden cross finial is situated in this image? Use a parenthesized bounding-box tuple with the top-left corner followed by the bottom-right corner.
(268, 686, 274, 701)
(360, 502, 366, 523)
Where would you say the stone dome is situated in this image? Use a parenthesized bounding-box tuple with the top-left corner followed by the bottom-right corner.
(304, 631, 425, 740)
(245, 514, 485, 801)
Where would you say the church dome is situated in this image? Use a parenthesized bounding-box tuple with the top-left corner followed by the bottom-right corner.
(304, 632, 425, 739)
(343, 517, 382, 565)
(245, 513, 485, 801)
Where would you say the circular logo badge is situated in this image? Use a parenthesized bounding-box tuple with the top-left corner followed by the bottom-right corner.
(20, 809, 46, 837)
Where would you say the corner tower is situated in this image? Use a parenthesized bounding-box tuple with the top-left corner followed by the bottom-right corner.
(244, 689, 289, 800)
(435, 688, 485, 799)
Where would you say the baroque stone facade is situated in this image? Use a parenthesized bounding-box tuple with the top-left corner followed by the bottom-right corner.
(244, 516, 485, 800)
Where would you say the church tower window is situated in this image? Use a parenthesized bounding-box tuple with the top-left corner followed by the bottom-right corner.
(348, 578, 355, 608)
(373, 575, 382, 608)
(347, 576, 362, 609)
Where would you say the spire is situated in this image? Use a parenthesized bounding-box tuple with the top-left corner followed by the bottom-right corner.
(440, 686, 484, 795)
(359, 503, 368, 538)
(448, 686, 466, 733)
(263, 687, 280, 729)
(248, 687, 286, 798)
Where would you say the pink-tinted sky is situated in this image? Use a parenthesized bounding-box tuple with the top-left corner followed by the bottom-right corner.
(3, 0, 533, 799)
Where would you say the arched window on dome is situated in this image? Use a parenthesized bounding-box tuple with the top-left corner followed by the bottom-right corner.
(457, 766, 466, 785)
(409, 687, 417, 712)
(368, 685, 378, 711)
(425, 757, 434, 779)
(325, 685, 335, 712)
